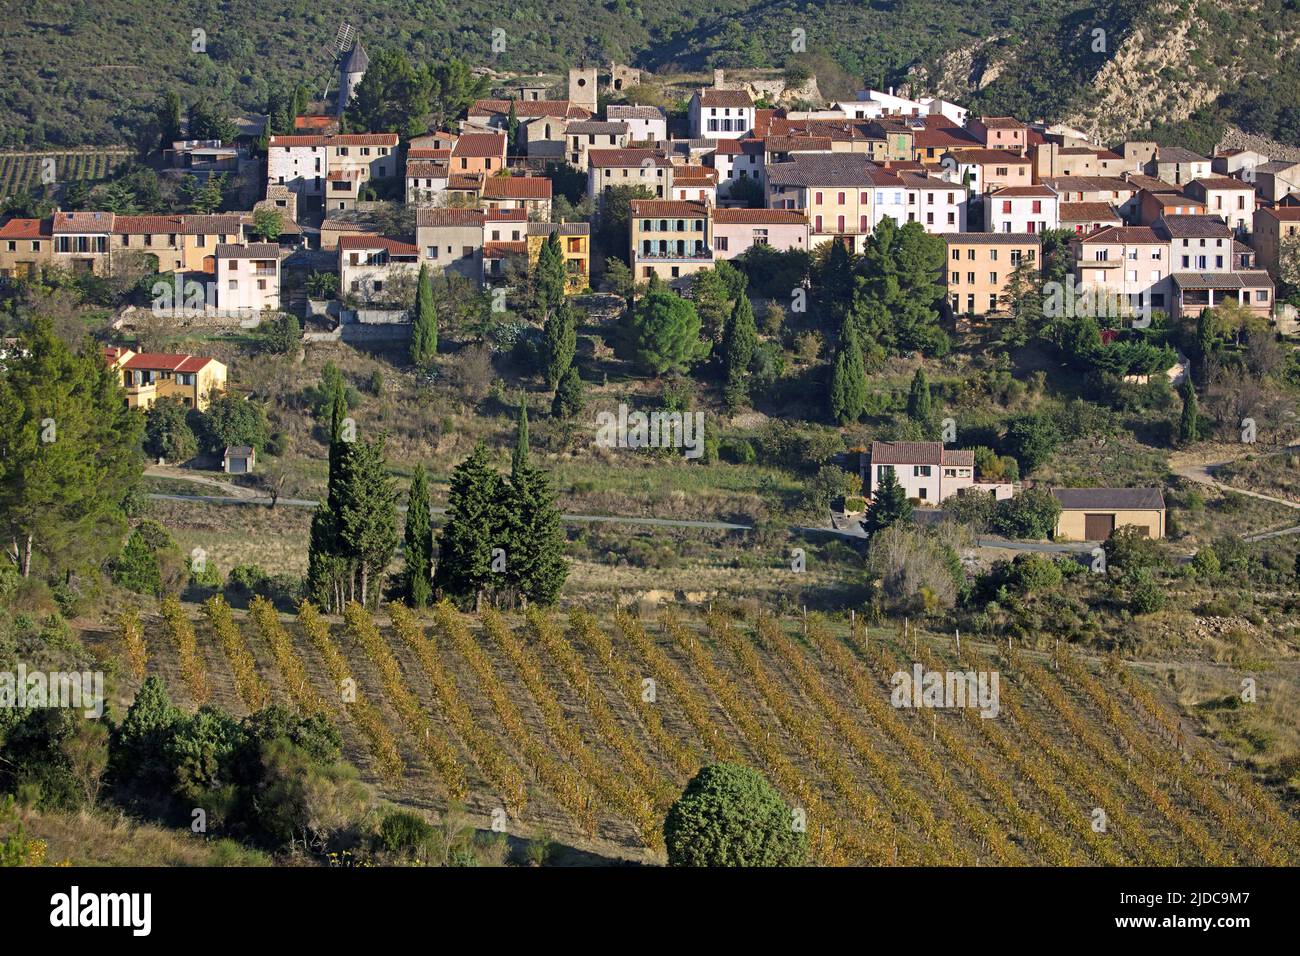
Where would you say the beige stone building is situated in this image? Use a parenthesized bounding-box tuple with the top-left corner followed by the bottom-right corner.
(1052, 487, 1166, 541)
(944, 233, 1041, 317)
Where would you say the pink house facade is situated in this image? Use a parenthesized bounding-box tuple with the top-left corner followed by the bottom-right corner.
(709, 208, 810, 259)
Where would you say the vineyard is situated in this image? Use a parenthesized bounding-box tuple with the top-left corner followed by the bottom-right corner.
(114, 599, 1300, 865)
(0, 149, 132, 199)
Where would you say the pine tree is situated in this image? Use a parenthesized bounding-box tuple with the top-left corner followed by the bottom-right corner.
(410, 263, 438, 366)
(0, 318, 143, 579)
(829, 315, 867, 425)
(503, 462, 568, 607)
(551, 364, 585, 419)
(1178, 377, 1200, 444)
(721, 293, 757, 411)
(864, 468, 912, 534)
(542, 301, 577, 389)
(512, 401, 529, 477)
(403, 465, 433, 607)
(535, 231, 567, 316)
(434, 443, 507, 610)
(906, 367, 933, 427)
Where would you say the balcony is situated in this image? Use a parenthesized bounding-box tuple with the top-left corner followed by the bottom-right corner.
(638, 247, 713, 261)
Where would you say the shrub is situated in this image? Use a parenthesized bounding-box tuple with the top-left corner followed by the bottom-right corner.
(377, 810, 435, 856)
(663, 763, 807, 867)
(1128, 570, 1166, 615)
(1191, 545, 1220, 580)
(990, 487, 1060, 540)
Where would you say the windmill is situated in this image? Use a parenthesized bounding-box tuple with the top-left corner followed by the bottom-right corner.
(318, 21, 356, 108)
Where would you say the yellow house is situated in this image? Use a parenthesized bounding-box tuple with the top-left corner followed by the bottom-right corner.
(1052, 487, 1166, 541)
(527, 222, 590, 294)
(629, 199, 712, 283)
(0, 218, 54, 278)
(105, 347, 227, 411)
(113, 214, 247, 273)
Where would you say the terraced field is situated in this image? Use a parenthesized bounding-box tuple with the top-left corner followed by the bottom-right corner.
(0, 149, 132, 199)
(103, 599, 1300, 865)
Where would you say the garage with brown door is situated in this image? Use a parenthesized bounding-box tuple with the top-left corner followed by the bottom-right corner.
(1051, 487, 1166, 541)
(1083, 513, 1116, 540)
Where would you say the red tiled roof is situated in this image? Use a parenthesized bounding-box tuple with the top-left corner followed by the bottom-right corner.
(407, 147, 451, 161)
(978, 116, 1025, 129)
(468, 99, 591, 120)
(1079, 226, 1163, 244)
(482, 241, 528, 258)
(587, 148, 671, 167)
(416, 209, 486, 227)
(452, 132, 507, 158)
(405, 161, 448, 178)
(630, 200, 709, 217)
(117, 351, 217, 373)
(1059, 202, 1121, 221)
(870, 441, 943, 466)
(481, 176, 552, 199)
(711, 208, 807, 224)
(269, 133, 399, 147)
(1257, 207, 1300, 221)
(953, 149, 1031, 164)
(0, 218, 51, 239)
(991, 185, 1056, 198)
(697, 89, 753, 108)
(338, 236, 419, 255)
(482, 208, 529, 222)
(53, 211, 114, 233)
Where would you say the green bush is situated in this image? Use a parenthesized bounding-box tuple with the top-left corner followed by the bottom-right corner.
(377, 810, 436, 856)
(663, 762, 807, 867)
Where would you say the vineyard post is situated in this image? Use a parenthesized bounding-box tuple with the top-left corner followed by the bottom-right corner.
(955, 628, 960, 656)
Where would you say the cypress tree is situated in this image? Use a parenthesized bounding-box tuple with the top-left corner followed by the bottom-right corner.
(507, 98, 520, 149)
(512, 401, 529, 477)
(434, 443, 507, 610)
(1178, 377, 1200, 444)
(307, 391, 353, 611)
(551, 364, 585, 419)
(504, 462, 568, 607)
(542, 301, 577, 389)
(535, 231, 567, 316)
(906, 367, 933, 426)
(403, 465, 433, 607)
(721, 293, 757, 411)
(864, 468, 912, 534)
(829, 314, 867, 425)
(335, 433, 399, 609)
(410, 263, 438, 366)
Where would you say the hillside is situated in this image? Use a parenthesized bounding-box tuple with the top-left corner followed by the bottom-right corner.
(72, 598, 1300, 866)
(6, 0, 1300, 150)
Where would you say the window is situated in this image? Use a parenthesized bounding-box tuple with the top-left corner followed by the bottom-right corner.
(989, 272, 998, 283)
(257, 279, 267, 290)
(427, 246, 438, 259)
(1002, 201, 1012, 214)
(228, 279, 237, 290)
(914, 465, 931, 477)
(990, 250, 998, 262)
(716, 236, 728, 251)
(837, 192, 846, 205)
(951, 248, 960, 260)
